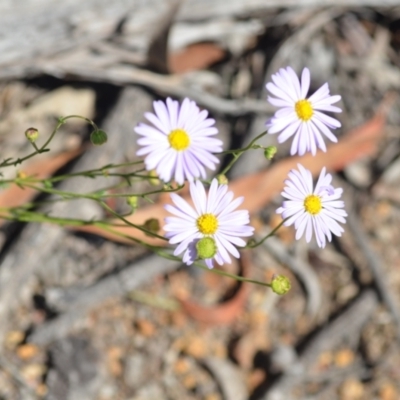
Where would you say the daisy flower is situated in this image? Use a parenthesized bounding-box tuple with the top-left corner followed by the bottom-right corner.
(266, 66, 342, 156)
(276, 164, 347, 248)
(135, 97, 223, 185)
(164, 179, 254, 269)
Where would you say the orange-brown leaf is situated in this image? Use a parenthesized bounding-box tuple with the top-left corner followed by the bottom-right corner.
(169, 43, 226, 73)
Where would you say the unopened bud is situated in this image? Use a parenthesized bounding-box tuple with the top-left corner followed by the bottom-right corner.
(127, 196, 138, 211)
(43, 180, 53, 189)
(25, 127, 39, 143)
(16, 171, 27, 179)
(90, 129, 108, 145)
(217, 174, 228, 185)
(264, 146, 277, 160)
(271, 275, 291, 295)
(148, 170, 160, 186)
(196, 237, 217, 259)
(142, 218, 160, 235)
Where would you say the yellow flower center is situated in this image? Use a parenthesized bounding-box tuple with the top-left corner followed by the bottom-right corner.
(295, 99, 313, 121)
(304, 194, 322, 215)
(168, 129, 190, 151)
(196, 213, 218, 235)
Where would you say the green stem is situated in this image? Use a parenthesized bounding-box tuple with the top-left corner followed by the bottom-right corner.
(246, 218, 287, 248)
(0, 115, 98, 168)
(194, 262, 272, 287)
(98, 200, 168, 241)
(15, 180, 181, 201)
(219, 130, 267, 176)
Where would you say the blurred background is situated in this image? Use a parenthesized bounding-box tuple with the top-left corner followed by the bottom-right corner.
(1, 0, 400, 399)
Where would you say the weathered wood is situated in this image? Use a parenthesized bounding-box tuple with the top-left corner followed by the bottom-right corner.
(1, 0, 399, 81)
(29, 255, 181, 346)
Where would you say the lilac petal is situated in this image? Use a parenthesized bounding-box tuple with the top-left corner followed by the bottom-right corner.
(166, 97, 179, 128)
(214, 235, 232, 264)
(190, 180, 207, 215)
(286, 67, 302, 99)
(312, 118, 338, 143)
(205, 258, 214, 269)
(308, 83, 330, 103)
(266, 82, 296, 104)
(313, 111, 341, 129)
(277, 120, 301, 143)
(268, 96, 293, 107)
(217, 234, 240, 258)
(300, 68, 310, 98)
(169, 194, 198, 219)
(153, 100, 171, 132)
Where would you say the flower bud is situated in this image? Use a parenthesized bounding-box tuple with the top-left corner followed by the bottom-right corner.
(196, 237, 217, 259)
(216, 174, 228, 185)
(148, 170, 160, 186)
(16, 171, 27, 179)
(271, 275, 291, 295)
(90, 129, 108, 145)
(44, 180, 53, 189)
(264, 146, 277, 160)
(142, 218, 160, 235)
(25, 127, 39, 143)
(127, 196, 138, 211)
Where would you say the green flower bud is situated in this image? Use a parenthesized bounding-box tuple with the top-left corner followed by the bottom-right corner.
(25, 127, 39, 143)
(264, 146, 277, 160)
(43, 180, 53, 189)
(127, 196, 138, 211)
(271, 275, 291, 295)
(142, 218, 160, 235)
(196, 237, 217, 259)
(149, 170, 160, 186)
(90, 129, 108, 145)
(217, 174, 228, 185)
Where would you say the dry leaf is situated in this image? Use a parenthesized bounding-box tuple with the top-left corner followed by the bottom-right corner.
(169, 43, 226, 73)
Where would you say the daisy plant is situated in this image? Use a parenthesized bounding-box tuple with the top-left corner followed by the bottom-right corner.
(0, 66, 349, 296)
(277, 164, 347, 248)
(135, 97, 223, 185)
(266, 66, 342, 156)
(164, 179, 254, 269)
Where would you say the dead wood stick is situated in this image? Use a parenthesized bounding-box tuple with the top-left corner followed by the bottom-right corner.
(178, 0, 400, 21)
(37, 64, 274, 116)
(28, 255, 181, 346)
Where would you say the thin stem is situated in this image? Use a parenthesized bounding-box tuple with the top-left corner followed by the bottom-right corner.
(219, 130, 267, 175)
(98, 200, 168, 241)
(194, 262, 272, 287)
(246, 218, 287, 248)
(15, 180, 181, 201)
(147, 249, 273, 288)
(0, 115, 98, 168)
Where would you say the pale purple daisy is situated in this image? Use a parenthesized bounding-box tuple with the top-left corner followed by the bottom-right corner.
(276, 164, 347, 248)
(135, 97, 223, 185)
(266, 66, 342, 156)
(164, 179, 254, 269)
